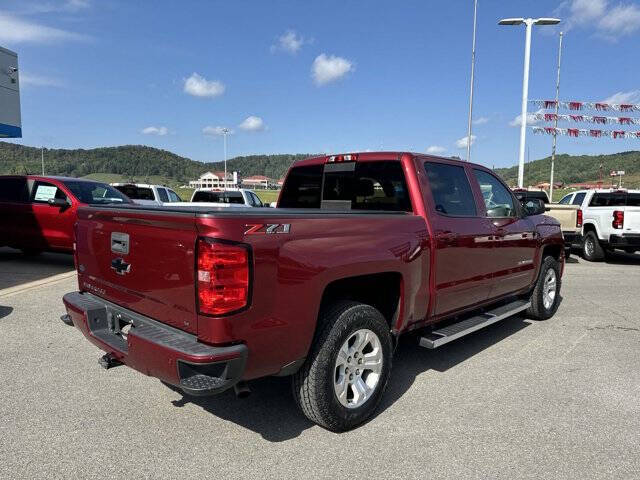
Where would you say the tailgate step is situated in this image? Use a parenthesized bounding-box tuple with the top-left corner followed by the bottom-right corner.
(419, 299, 530, 349)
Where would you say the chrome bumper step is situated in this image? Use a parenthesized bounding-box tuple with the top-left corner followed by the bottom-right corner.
(419, 299, 530, 349)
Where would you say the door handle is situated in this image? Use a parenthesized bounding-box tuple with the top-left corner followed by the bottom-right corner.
(436, 231, 457, 245)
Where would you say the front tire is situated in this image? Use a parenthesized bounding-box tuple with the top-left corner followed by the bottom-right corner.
(292, 301, 393, 432)
(582, 231, 604, 261)
(527, 255, 562, 320)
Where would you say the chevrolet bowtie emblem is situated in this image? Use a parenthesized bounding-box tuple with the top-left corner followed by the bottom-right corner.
(111, 258, 131, 275)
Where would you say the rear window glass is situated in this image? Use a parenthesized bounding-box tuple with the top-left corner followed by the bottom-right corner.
(514, 191, 549, 204)
(628, 193, 640, 206)
(589, 193, 627, 207)
(192, 191, 244, 204)
(279, 161, 411, 212)
(0, 177, 29, 202)
(424, 162, 477, 216)
(63, 181, 129, 205)
(114, 185, 154, 200)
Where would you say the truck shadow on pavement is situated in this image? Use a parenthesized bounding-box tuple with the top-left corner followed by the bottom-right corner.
(603, 251, 640, 265)
(0, 247, 74, 291)
(167, 315, 533, 442)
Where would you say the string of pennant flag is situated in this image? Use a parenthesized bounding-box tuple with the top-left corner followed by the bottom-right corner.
(530, 99, 640, 112)
(532, 113, 640, 125)
(531, 126, 640, 139)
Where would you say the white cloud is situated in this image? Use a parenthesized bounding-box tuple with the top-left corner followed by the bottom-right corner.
(0, 13, 86, 44)
(311, 54, 354, 86)
(599, 4, 640, 35)
(455, 135, 476, 149)
(183, 73, 225, 98)
(238, 116, 265, 132)
(509, 109, 544, 127)
(202, 126, 233, 136)
(602, 90, 640, 104)
(558, 0, 640, 39)
(271, 30, 305, 54)
(141, 126, 168, 136)
(473, 116, 489, 125)
(426, 145, 446, 154)
(19, 72, 63, 88)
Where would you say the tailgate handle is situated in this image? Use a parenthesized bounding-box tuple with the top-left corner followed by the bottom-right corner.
(111, 232, 129, 254)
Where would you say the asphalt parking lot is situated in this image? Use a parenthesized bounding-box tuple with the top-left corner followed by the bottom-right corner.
(1, 252, 639, 479)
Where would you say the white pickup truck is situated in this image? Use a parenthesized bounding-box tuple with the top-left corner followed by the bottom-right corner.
(559, 189, 640, 261)
(111, 183, 182, 206)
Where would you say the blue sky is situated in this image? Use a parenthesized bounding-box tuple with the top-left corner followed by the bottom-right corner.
(2, 0, 640, 167)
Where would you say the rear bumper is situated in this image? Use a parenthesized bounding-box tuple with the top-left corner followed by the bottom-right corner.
(62, 291, 247, 396)
(562, 231, 582, 247)
(608, 234, 640, 248)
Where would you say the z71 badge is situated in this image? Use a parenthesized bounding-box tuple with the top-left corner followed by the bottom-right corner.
(244, 223, 291, 235)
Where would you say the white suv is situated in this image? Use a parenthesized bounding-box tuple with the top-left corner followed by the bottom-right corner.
(559, 189, 640, 260)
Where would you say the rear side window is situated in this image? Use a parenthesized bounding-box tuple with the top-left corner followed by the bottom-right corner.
(31, 181, 68, 203)
(63, 181, 129, 205)
(0, 177, 29, 202)
(627, 193, 640, 207)
(157, 188, 169, 203)
(114, 185, 154, 200)
(280, 161, 411, 212)
(424, 162, 476, 216)
(572, 192, 586, 206)
(589, 193, 626, 207)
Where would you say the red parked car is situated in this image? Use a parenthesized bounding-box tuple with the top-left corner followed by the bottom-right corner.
(0, 175, 130, 254)
(61, 153, 564, 431)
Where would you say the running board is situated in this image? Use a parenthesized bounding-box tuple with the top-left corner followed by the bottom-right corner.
(419, 299, 530, 349)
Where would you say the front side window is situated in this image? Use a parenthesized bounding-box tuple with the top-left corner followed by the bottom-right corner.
(424, 162, 477, 216)
(572, 192, 586, 206)
(167, 190, 181, 202)
(63, 181, 129, 205)
(558, 194, 572, 204)
(31, 181, 68, 204)
(473, 169, 516, 218)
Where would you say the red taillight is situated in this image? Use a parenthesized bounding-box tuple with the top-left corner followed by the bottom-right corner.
(612, 210, 624, 229)
(576, 209, 583, 228)
(197, 239, 250, 316)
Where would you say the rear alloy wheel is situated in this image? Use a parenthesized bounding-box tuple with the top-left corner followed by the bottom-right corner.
(582, 231, 604, 262)
(527, 255, 562, 320)
(292, 301, 392, 432)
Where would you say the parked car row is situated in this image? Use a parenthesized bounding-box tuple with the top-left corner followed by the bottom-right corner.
(0, 176, 266, 254)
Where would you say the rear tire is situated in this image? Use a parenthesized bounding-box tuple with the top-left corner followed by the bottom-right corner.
(527, 255, 561, 321)
(292, 301, 393, 432)
(582, 231, 604, 262)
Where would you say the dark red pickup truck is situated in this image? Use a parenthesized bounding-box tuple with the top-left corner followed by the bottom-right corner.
(61, 152, 564, 431)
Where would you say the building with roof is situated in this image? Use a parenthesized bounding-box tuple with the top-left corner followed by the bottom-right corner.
(189, 171, 238, 189)
(242, 175, 273, 189)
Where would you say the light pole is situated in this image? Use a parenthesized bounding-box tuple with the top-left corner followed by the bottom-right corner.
(549, 32, 563, 202)
(221, 127, 230, 189)
(499, 17, 560, 188)
(466, 0, 478, 162)
(41, 146, 44, 175)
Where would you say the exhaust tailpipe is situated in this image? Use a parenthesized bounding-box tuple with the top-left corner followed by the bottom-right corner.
(234, 381, 251, 398)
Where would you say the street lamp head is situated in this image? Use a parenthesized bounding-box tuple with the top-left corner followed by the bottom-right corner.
(533, 17, 561, 25)
(498, 18, 524, 25)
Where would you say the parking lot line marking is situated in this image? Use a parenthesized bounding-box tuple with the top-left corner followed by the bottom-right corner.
(0, 271, 77, 298)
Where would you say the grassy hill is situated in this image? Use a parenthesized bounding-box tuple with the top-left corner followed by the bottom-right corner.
(0, 142, 312, 187)
(2, 141, 638, 189)
(495, 151, 640, 188)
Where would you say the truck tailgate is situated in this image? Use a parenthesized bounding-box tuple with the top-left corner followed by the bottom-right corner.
(545, 204, 579, 233)
(624, 206, 640, 232)
(75, 207, 199, 334)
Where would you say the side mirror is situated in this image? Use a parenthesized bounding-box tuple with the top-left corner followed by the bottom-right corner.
(47, 198, 69, 208)
(522, 198, 545, 216)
